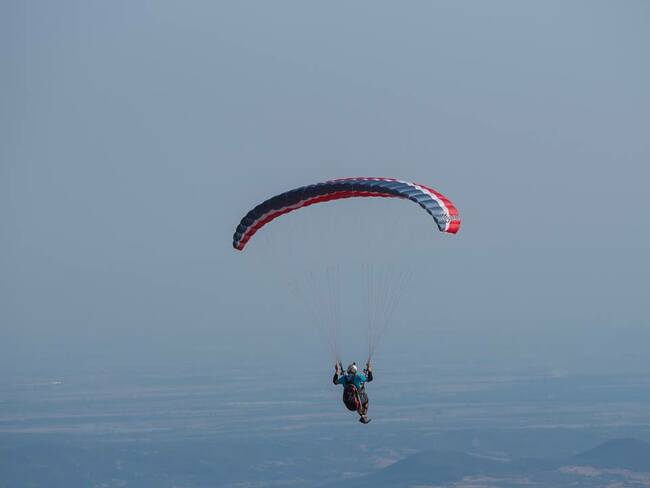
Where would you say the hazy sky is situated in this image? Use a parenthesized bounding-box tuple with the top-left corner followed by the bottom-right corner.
(2, 1, 649, 375)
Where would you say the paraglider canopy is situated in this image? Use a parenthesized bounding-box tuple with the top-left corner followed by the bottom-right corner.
(233, 177, 460, 251)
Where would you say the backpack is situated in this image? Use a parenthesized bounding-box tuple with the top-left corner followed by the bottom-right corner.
(343, 382, 360, 411)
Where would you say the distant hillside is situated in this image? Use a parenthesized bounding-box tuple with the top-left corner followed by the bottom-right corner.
(572, 438, 650, 472)
(320, 438, 650, 488)
(319, 449, 517, 488)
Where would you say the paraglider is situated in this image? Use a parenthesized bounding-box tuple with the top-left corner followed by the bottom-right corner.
(233, 176, 460, 422)
(333, 360, 373, 423)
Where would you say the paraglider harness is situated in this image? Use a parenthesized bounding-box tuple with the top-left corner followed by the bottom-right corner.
(339, 362, 369, 412)
(343, 382, 361, 411)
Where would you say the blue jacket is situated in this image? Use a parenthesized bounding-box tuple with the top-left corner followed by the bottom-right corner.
(333, 370, 373, 389)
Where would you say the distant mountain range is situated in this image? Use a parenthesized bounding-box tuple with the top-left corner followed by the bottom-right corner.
(320, 438, 650, 488)
(3, 432, 650, 487)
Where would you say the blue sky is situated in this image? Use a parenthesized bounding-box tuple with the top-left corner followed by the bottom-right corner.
(2, 1, 649, 375)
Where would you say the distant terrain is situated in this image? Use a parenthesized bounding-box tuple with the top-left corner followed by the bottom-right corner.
(2, 366, 650, 487)
(320, 438, 650, 487)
